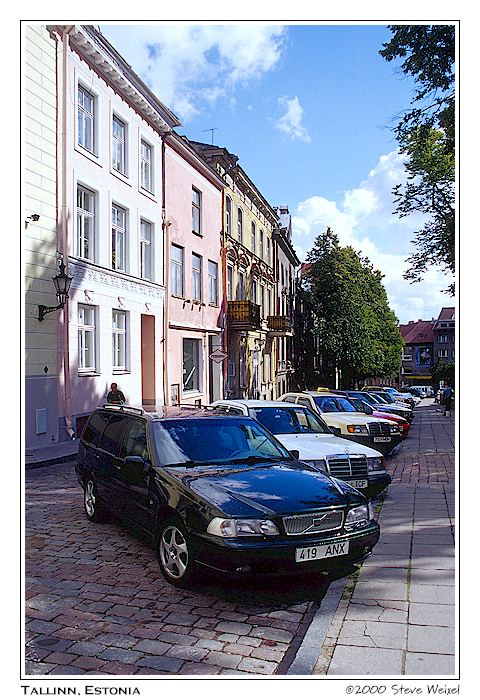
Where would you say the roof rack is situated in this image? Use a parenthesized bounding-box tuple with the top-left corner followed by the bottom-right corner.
(102, 403, 146, 416)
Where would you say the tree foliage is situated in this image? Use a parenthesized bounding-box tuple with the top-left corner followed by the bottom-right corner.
(304, 228, 403, 386)
(431, 360, 455, 387)
(379, 25, 455, 294)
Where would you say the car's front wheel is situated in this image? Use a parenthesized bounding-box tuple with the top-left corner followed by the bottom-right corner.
(157, 519, 197, 587)
(83, 478, 106, 522)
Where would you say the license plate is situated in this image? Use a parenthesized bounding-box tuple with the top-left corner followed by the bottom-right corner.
(374, 436, 391, 442)
(346, 479, 368, 489)
(295, 540, 350, 562)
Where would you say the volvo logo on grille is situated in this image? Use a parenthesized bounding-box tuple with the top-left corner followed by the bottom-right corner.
(305, 514, 329, 532)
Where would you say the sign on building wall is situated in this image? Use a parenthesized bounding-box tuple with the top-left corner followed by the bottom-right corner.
(415, 346, 432, 367)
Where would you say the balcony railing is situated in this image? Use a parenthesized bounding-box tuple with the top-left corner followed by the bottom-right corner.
(267, 315, 293, 336)
(227, 300, 261, 330)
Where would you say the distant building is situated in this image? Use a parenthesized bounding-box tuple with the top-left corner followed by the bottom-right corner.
(433, 307, 455, 367)
(399, 319, 435, 387)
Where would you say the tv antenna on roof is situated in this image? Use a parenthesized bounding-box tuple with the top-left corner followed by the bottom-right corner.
(202, 128, 217, 145)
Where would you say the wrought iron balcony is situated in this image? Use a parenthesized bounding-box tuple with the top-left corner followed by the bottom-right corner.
(267, 315, 293, 336)
(227, 300, 261, 330)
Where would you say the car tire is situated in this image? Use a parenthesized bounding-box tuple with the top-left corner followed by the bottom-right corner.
(83, 478, 107, 522)
(157, 519, 197, 588)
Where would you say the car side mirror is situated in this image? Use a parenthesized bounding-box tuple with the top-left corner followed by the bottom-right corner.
(289, 449, 300, 460)
(124, 455, 150, 479)
(332, 427, 342, 437)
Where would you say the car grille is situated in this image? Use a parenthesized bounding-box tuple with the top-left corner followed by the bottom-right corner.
(283, 510, 344, 536)
(325, 454, 368, 479)
(368, 422, 391, 436)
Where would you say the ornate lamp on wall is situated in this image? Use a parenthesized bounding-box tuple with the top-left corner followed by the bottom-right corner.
(38, 259, 73, 322)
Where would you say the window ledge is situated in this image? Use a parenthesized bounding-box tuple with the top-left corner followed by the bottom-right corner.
(111, 168, 132, 186)
(78, 371, 101, 377)
(113, 370, 131, 375)
(192, 231, 203, 238)
(139, 187, 157, 202)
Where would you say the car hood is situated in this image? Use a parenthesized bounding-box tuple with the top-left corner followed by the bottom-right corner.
(274, 433, 382, 458)
(319, 412, 396, 426)
(371, 411, 405, 423)
(172, 461, 363, 517)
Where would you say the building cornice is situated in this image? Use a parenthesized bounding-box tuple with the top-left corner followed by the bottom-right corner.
(50, 25, 180, 135)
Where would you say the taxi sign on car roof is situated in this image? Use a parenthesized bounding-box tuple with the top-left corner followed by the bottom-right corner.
(316, 387, 331, 392)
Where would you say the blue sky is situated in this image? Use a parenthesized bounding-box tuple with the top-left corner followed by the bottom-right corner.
(101, 22, 455, 324)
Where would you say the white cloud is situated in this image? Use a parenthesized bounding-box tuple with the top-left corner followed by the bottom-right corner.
(291, 150, 455, 324)
(276, 96, 311, 143)
(100, 24, 285, 122)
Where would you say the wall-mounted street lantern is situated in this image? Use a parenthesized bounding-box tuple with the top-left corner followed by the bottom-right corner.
(38, 260, 73, 322)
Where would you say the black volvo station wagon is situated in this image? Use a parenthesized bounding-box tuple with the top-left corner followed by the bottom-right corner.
(75, 405, 380, 587)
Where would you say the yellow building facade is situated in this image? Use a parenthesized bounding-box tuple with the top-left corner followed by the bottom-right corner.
(190, 143, 278, 399)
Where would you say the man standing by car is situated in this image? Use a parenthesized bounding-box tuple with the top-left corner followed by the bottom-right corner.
(107, 382, 126, 405)
(443, 382, 453, 417)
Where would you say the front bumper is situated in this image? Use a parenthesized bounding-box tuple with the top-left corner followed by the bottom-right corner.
(342, 433, 402, 456)
(364, 472, 391, 498)
(190, 522, 380, 575)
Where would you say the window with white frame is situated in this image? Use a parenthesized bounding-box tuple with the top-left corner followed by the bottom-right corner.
(76, 185, 95, 261)
(260, 285, 265, 319)
(140, 140, 153, 192)
(112, 115, 126, 174)
(192, 253, 202, 301)
(78, 305, 96, 372)
(112, 310, 128, 370)
(77, 85, 95, 153)
(171, 244, 184, 297)
(267, 237, 271, 265)
(438, 334, 449, 343)
(208, 260, 218, 306)
(252, 280, 258, 305)
(225, 196, 232, 235)
(192, 188, 202, 234)
(251, 222, 256, 254)
(183, 338, 201, 392)
(259, 230, 264, 259)
(438, 349, 448, 358)
(140, 219, 152, 280)
(227, 265, 233, 301)
(237, 208, 243, 244)
(111, 204, 126, 271)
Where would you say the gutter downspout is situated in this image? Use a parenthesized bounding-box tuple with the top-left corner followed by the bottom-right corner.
(221, 193, 228, 399)
(162, 135, 171, 405)
(60, 25, 75, 439)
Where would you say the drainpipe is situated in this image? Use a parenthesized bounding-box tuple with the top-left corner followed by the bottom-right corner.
(161, 135, 171, 405)
(220, 193, 228, 399)
(60, 25, 75, 439)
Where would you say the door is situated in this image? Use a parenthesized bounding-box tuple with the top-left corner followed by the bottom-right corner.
(96, 413, 129, 511)
(119, 417, 155, 532)
(141, 315, 156, 406)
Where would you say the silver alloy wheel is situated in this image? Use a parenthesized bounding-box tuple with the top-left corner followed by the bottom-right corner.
(84, 480, 95, 517)
(159, 525, 189, 580)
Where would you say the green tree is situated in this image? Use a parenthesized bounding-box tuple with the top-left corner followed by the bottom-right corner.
(304, 228, 403, 386)
(431, 360, 455, 387)
(379, 25, 455, 294)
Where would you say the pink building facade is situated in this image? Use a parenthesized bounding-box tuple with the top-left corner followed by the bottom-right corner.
(164, 134, 225, 406)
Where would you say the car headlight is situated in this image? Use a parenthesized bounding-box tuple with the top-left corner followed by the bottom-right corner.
(367, 456, 387, 473)
(345, 505, 369, 525)
(347, 425, 368, 434)
(368, 502, 375, 521)
(390, 425, 400, 434)
(207, 517, 280, 537)
(304, 459, 327, 472)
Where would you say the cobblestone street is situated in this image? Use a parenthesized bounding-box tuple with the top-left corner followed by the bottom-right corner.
(25, 463, 333, 676)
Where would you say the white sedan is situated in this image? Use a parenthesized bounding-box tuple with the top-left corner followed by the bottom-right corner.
(209, 400, 391, 498)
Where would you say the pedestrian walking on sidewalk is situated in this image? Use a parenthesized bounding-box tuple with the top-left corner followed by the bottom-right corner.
(107, 382, 126, 405)
(443, 382, 453, 417)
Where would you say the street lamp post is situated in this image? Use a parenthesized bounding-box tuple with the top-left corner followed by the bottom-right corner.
(38, 260, 73, 322)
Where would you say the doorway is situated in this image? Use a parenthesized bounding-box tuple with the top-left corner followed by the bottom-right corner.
(141, 315, 155, 406)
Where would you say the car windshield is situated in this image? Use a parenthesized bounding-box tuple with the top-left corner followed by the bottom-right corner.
(250, 406, 331, 435)
(348, 397, 371, 412)
(151, 417, 292, 467)
(313, 396, 358, 413)
(372, 393, 393, 404)
(352, 392, 376, 406)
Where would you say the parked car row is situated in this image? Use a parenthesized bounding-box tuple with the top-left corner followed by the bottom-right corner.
(75, 387, 418, 588)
